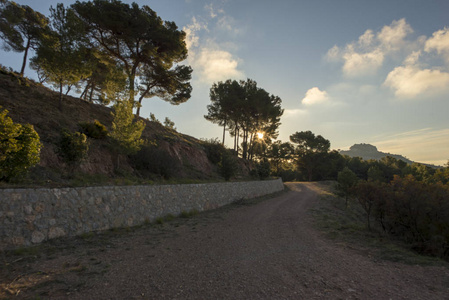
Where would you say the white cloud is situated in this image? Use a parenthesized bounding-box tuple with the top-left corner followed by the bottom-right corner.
(425, 27, 449, 63)
(204, 3, 224, 19)
(403, 50, 421, 66)
(326, 19, 413, 77)
(384, 65, 449, 98)
(183, 12, 245, 84)
(358, 29, 375, 49)
(301, 87, 330, 105)
(283, 108, 308, 117)
(183, 17, 207, 53)
(326, 45, 340, 62)
(196, 49, 244, 83)
(217, 15, 243, 36)
(342, 48, 384, 76)
(377, 18, 413, 51)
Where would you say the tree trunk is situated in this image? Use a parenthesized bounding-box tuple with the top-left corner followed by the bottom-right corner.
(65, 85, 72, 95)
(136, 98, 142, 116)
(80, 84, 88, 100)
(236, 128, 240, 156)
(222, 119, 226, 146)
(20, 39, 31, 77)
(233, 130, 237, 152)
(59, 80, 63, 112)
(308, 166, 313, 182)
(88, 85, 94, 102)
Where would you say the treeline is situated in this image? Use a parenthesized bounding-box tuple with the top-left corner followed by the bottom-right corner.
(0, 0, 192, 113)
(0, 0, 193, 182)
(336, 158, 449, 260)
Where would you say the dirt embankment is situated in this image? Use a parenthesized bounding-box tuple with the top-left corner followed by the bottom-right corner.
(1, 182, 449, 299)
(0, 70, 251, 184)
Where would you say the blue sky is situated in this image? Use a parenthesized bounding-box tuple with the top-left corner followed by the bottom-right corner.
(1, 0, 449, 166)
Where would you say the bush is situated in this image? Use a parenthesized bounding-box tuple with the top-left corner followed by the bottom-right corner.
(279, 169, 297, 182)
(0, 107, 41, 181)
(130, 144, 180, 179)
(56, 129, 89, 167)
(202, 138, 225, 165)
(352, 175, 449, 260)
(336, 167, 359, 207)
(256, 159, 271, 180)
(220, 151, 237, 181)
(79, 120, 108, 139)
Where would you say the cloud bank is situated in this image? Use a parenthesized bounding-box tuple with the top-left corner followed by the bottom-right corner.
(326, 19, 449, 99)
(327, 19, 413, 77)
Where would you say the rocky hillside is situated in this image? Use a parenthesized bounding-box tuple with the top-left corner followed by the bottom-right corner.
(0, 68, 251, 186)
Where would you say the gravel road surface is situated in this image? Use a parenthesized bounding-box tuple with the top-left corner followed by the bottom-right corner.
(2, 182, 449, 299)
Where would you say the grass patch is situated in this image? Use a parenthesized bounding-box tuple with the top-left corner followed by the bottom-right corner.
(179, 209, 199, 218)
(310, 182, 447, 266)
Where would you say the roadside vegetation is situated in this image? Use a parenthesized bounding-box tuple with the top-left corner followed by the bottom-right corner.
(311, 182, 448, 265)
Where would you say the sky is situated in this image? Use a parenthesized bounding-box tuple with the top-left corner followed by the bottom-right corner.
(1, 0, 449, 166)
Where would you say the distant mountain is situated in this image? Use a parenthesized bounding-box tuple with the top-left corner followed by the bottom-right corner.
(339, 143, 433, 166)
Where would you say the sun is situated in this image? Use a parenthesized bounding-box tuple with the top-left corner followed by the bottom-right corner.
(257, 132, 264, 139)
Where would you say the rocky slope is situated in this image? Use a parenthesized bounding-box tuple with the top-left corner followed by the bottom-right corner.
(0, 68, 250, 186)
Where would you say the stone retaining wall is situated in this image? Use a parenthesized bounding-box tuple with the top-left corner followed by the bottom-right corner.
(0, 179, 284, 250)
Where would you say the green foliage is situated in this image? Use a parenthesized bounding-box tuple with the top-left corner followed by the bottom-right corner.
(205, 79, 283, 159)
(367, 165, 385, 182)
(137, 64, 192, 116)
(336, 167, 358, 207)
(350, 175, 449, 260)
(0, 107, 41, 181)
(110, 100, 145, 156)
(78, 51, 128, 104)
(352, 180, 386, 230)
(149, 113, 161, 124)
(0, 1, 50, 76)
(130, 144, 180, 180)
(71, 0, 191, 114)
(220, 151, 238, 181)
(202, 138, 225, 165)
(79, 119, 108, 139)
(256, 159, 271, 180)
(290, 131, 331, 181)
(56, 128, 88, 167)
(179, 209, 199, 218)
(30, 3, 91, 111)
(266, 141, 294, 175)
(163, 117, 176, 130)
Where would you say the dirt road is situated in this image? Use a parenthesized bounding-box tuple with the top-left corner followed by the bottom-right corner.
(2, 182, 449, 299)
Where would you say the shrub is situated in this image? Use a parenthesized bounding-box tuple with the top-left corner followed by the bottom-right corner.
(56, 129, 89, 167)
(279, 169, 297, 182)
(110, 101, 145, 156)
(130, 144, 180, 179)
(353, 175, 449, 259)
(79, 120, 108, 139)
(0, 107, 41, 181)
(202, 138, 225, 165)
(220, 151, 237, 181)
(256, 159, 271, 180)
(336, 167, 359, 207)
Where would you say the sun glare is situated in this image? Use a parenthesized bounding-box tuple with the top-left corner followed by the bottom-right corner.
(257, 132, 264, 139)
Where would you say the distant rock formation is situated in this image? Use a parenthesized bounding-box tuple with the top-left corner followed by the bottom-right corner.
(340, 143, 414, 164)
